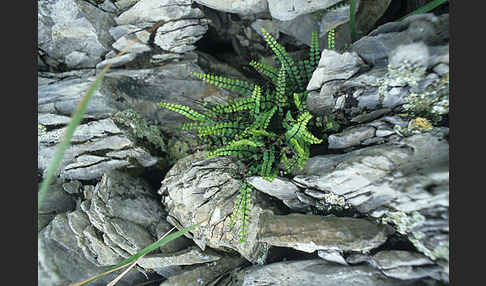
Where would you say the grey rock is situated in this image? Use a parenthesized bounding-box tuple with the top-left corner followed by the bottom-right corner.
(111, 30, 152, 54)
(306, 14, 449, 121)
(38, 181, 76, 216)
(307, 50, 364, 91)
(372, 250, 434, 270)
(38, 213, 146, 286)
(351, 13, 449, 66)
(137, 246, 221, 273)
(154, 18, 209, 53)
(317, 249, 347, 265)
(159, 152, 280, 263)
(246, 176, 299, 202)
(328, 125, 376, 149)
(229, 259, 419, 286)
(294, 130, 449, 276)
(194, 0, 268, 15)
(38, 116, 158, 180)
(381, 266, 443, 281)
(96, 53, 138, 69)
(116, 0, 203, 25)
(38, 71, 117, 118)
(98, 62, 229, 135)
(258, 213, 392, 253)
(62, 180, 82, 194)
(38, 0, 114, 69)
(274, 14, 322, 47)
(268, 0, 344, 21)
(159, 254, 247, 286)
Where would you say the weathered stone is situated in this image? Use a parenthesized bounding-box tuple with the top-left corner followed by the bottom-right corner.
(116, 0, 203, 25)
(38, 116, 159, 180)
(154, 19, 209, 53)
(317, 249, 347, 265)
(159, 255, 247, 286)
(246, 176, 299, 202)
(327, 125, 376, 149)
(194, 0, 268, 15)
(372, 250, 434, 270)
(294, 130, 449, 278)
(38, 213, 146, 286)
(268, 0, 343, 21)
(258, 213, 391, 253)
(351, 13, 449, 66)
(307, 50, 364, 91)
(229, 259, 421, 286)
(137, 246, 221, 271)
(38, 181, 76, 216)
(159, 152, 280, 263)
(38, 0, 115, 69)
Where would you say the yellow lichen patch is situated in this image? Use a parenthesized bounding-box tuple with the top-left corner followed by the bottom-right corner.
(408, 117, 433, 132)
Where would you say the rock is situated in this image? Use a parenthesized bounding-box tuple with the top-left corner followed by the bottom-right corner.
(159, 152, 282, 263)
(293, 130, 449, 279)
(228, 259, 422, 286)
(98, 62, 230, 136)
(38, 70, 117, 118)
(246, 176, 300, 207)
(194, 0, 268, 15)
(372, 250, 434, 270)
(38, 0, 115, 69)
(116, 0, 203, 25)
(38, 212, 146, 286)
(268, 0, 346, 21)
(38, 181, 76, 216)
(306, 14, 449, 122)
(327, 125, 376, 149)
(153, 18, 209, 54)
(155, 220, 194, 254)
(159, 254, 247, 286)
(307, 50, 364, 91)
(62, 180, 83, 195)
(38, 116, 159, 180)
(273, 14, 323, 47)
(317, 249, 347, 265)
(258, 213, 391, 253)
(351, 13, 449, 66)
(137, 246, 221, 276)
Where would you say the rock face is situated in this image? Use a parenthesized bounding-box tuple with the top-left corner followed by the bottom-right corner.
(159, 152, 279, 264)
(38, 171, 167, 286)
(194, 0, 268, 15)
(38, 112, 160, 181)
(258, 213, 392, 253)
(225, 259, 424, 286)
(38, 0, 115, 69)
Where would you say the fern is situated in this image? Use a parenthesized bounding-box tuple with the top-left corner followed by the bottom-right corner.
(160, 27, 333, 243)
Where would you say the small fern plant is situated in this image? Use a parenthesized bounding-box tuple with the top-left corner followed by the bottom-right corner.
(160, 28, 334, 243)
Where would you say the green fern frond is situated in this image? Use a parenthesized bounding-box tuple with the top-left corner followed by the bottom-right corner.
(206, 139, 263, 158)
(228, 181, 253, 243)
(198, 121, 242, 138)
(206, 97, 255, 117)
(249, 60, 279, 84)
(193, 72, 255, 96)
(328, 28, 335, 50)
(159, 102, 206, 121)
(261, 149, 277, 181)
(260, 27, 304, 91)
(310, 31, 320, 68)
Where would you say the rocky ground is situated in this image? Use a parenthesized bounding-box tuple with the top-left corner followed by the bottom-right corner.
(38, 1, 449, 285)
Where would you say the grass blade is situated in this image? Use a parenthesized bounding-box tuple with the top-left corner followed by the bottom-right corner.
(69, 221, 203, 286)
(399, 0, 448, 21)
(349, 0, 358, 42)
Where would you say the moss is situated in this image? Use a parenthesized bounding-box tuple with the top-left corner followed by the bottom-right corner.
(408, 117, 433, 132)
(38, 124, 47, 136)
(113, 109, 167, 154)
(402, 72, 449, 124)
(381, 211, 448, 261)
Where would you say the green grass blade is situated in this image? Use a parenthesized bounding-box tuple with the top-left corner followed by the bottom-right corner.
(349, 0, 358, 42)
(37, 64, 112, 210)
(69, 221, 203, 286)
(399, 0, 448, 21)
